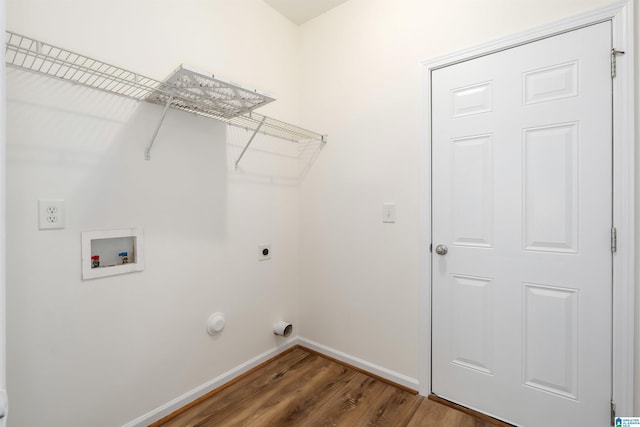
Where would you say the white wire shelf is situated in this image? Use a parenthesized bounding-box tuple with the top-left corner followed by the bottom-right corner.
(5, 30, 327, 160)
(145, 64, 275, 120)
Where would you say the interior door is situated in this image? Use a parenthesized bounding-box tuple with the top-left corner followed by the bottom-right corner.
(431, 22, 612, 426)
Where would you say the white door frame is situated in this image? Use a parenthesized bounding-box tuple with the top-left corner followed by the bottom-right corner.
(418, 0, 636, 417)
(1, 0, 8, 423)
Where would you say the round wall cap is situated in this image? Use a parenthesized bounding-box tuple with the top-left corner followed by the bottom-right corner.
(207, 312, 226, 335)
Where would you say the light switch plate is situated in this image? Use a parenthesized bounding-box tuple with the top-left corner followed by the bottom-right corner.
(383, 203, 396, 223)
(38, 199, 65, 230)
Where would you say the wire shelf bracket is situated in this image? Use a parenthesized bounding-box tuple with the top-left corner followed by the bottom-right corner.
(5, 30, 327, 162)
(235, 116, 266, 170)
(145, 88, 175, 160)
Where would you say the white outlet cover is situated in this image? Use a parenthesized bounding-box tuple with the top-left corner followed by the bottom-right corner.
(38, 199, 65, 230)
(258, 244, 272, 261)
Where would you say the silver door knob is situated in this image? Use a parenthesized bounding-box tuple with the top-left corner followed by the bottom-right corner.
(435, 244, 448, 255)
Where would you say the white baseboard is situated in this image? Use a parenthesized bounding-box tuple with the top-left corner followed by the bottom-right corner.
(122, 339, 298, 427)
(122, 336, 420, 426)
(296, 337, 420, 392)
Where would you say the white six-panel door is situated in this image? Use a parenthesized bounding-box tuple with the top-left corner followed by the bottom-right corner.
(431, 22, 612, 426)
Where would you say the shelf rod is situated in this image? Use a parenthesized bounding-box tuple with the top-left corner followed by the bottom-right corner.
(235, 116, 266, 169)
(145, 88, 176, 160)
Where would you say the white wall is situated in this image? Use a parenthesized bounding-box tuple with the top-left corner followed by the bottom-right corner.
(297, 0, 639, 415)
(6, 1, 303, 426)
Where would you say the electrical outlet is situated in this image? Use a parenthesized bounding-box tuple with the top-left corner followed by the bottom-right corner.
(38, 199, 65, 230)
(258, 244, 271, 261)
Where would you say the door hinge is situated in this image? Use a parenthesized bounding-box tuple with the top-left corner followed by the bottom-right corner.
(611, 48, 625, 78)
(611, 227, 617, 253)
(611, 400, 616, 426)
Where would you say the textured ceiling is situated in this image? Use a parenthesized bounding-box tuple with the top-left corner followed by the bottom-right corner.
(264, 0, 350, 25)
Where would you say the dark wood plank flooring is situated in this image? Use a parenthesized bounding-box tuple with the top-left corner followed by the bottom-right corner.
(155, 347, 500, 427)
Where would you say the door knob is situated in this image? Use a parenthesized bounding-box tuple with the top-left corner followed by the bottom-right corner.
(435, 244, 448, 255)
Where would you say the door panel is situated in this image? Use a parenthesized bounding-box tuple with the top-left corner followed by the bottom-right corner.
(451, 134, 493, 247)
(523, 283, 579, 399)
(450, 274, 494, 375)
(431, 22, 612, 427)
(523, 123, 578, 252)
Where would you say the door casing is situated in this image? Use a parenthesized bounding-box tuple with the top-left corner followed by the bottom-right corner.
(0, 0, 7, 424)
(418, 0, 636, 417)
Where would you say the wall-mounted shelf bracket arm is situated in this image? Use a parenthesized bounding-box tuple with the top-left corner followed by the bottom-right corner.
(145, 88, 176, 160)
(234, 116, 266, 169)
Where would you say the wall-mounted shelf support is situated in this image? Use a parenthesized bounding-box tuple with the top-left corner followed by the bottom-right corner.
(145, 88, 176, 160)
(235, 116, 266, 169)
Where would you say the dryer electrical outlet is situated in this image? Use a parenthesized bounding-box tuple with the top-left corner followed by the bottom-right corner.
(258, 244, 272, 261)
(38, 199, 65, 230)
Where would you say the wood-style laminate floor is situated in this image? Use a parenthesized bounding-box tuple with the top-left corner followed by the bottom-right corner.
(155, 347, 501, 427)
